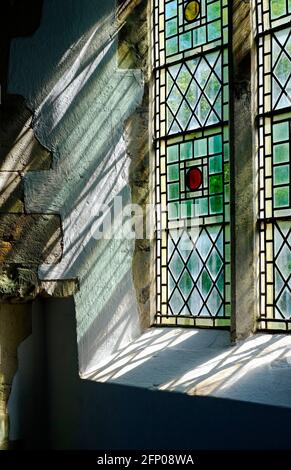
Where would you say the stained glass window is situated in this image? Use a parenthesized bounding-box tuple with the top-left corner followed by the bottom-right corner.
(153, 0, 231, 327)
(256, 2, 291, 330)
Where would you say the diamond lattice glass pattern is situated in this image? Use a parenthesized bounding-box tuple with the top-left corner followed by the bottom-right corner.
(256, 2, 291, 331)
(258, 27, 291, 114)
(154, 0, 230, 327)
(168, 225, 230, 318)
(274, 222, 291, 320)
(165, 50, 228, 134)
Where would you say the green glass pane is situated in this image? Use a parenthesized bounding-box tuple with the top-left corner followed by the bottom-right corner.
(277, 290, 291, 319)
(169, 289, 184, 313)
(167, 107, 173, 130)
(210, 195, 223, 214)
(196, 197, 208, 216)
(168, 202, 179, 219)
(209, 155, 222, 174)
(275, 268, 285, 297)
(196, 229, 213, 260)
(200, 270, 213, 299)
(217, 271, 224, 295)
(194, 139, 207, 157)
(195, 138, 207, 157)
(176, 64, 192, 93)
(167, 164, 180, 181)
(271, 0, 287, 19)
(188, 289, 203, 314)
(207, 1, 221, 21)
(273, 121, 289, 143)
(166, 37, 178, 56)
(168, 182, 180, 200)
(225, 223, 230, 241)
(274, 165, 290, 185)
(224, 183, 230, 203)
(187, 250, 203, 281)
(167, 145, 179, 163)
(223, 87, 229, 105)
(207, 288, 222, 315)
(274, 143, 289, 163)
(208, 20, 221, 41)
(225, 264, 231, 283)
(193, 26, 206, 46)
(181, 200, 195, 218)
(224, 143, 229, 161)
(176, 101, 192, 128)
(273, 48, 290, 87)
(179, 270, 194, 299)
(225, 205, 230, 222)
(209, 175, 223, 194)
(225, 243, 230, 262)
(209, 154, 221, 175)
(165, 1, 177, 20)
(180, 32, 192, 51)
(207, 250, 223, 280)
(169, 251, 184, 281)
(216, 319, 231, 327)
(207, 224, 220, 242)
(225, 304, 231, 317)
(274, 186, 290, 208)
(224, 163, 230, 182)
(209, 134, 222, 154)
(166, 19, 178, 38)
(198, 95, 211, 122)
(205, 75, 220, 102)
(180, 141, 193, 160)
(186, 83, 198, 106)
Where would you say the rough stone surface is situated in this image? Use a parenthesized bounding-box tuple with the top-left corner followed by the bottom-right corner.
(39, 279, 79, 298)
(120, 0, 152, 330)
(0, 214, 62, 266)
(231, 0, 256, 340)
(0, 173, 24, 213)
(0, 95, 52, 172)
(0, 268, 78, 302)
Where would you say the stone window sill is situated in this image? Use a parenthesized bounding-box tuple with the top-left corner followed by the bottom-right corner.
(83, 327, 291, 409)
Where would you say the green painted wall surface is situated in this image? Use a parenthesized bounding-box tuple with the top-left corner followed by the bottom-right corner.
(9, 0, 145, 372)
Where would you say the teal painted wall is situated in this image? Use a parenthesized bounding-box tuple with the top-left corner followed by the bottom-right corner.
(9, 0, 144, 372)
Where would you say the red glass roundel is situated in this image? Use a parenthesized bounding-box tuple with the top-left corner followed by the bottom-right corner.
(186, 167, 202, 191)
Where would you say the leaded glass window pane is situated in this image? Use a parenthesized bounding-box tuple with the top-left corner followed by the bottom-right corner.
(256, 2, 291, 331)
(154, 0, 231, 327)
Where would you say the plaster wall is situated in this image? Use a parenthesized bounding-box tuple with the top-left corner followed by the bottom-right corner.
(8, 0, 145, 372)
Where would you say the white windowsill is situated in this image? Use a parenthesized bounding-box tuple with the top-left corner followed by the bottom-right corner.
(83, 327, 291, 408)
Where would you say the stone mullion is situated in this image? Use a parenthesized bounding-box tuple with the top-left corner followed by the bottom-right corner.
(230, 0, 257, 340)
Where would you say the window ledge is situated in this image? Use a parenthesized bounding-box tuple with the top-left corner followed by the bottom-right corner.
(83, 327, 291, 408)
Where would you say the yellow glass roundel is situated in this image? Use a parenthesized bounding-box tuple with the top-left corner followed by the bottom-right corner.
(184, 1, 200, 22)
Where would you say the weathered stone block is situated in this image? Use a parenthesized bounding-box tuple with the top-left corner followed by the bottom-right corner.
(40, 279, 79, 298)
(0, 173, 24, 213)
(0, 214, 62, 265)
(0, 95, 52, 172)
